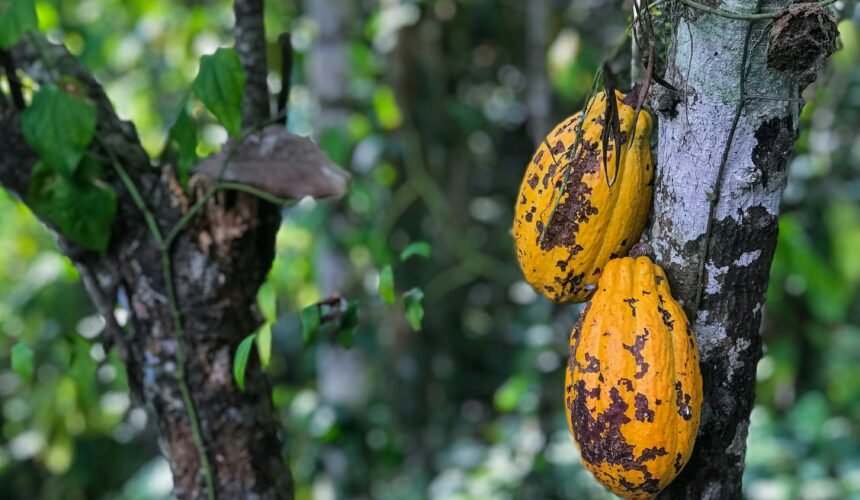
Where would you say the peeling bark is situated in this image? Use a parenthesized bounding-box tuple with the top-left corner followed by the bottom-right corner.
(645, 2, 827, 497)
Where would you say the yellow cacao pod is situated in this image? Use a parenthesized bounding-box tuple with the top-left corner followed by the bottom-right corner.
(513, 90, 653, 303)
(565, 256, 702, 499)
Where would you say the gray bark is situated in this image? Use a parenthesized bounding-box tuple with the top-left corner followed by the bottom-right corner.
(648, 1, 821, 497)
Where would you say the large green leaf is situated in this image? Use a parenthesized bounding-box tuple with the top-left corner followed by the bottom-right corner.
(233, 333, 256, 391)
(27, 160, 117, 252)
(21, 85, 97, 177)
(0, 0, 38, 49)
(192, 47, 245, 137)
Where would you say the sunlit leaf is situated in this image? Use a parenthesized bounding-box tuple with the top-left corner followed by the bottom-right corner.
(11, 342, 34, 382)
(0, 0, 38, 49)
(233, 333, 256, 391)
(403, 288, 424, 331)
(21, 85, 96, 177)
(192, 47, 245, 137)
(400, 241, 432, 262)
(27, 160, 116, 252)
(373, 86, 402, 130)
(494, 374, 531, 413)
(257, 281, 277, 323)
(379, 265, 395, 304)
(256, 322, 272, 368)
(301, 304, 321, 346)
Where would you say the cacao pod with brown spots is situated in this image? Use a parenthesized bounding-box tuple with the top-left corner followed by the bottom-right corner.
(513, 90, 653, 303)
(565, 256, 702, 499)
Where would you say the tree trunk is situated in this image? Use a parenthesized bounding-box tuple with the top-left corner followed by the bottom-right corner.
(0, 0, 293, 496)
(647, 2, 834, 497)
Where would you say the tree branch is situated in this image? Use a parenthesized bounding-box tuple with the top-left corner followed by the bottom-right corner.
(233, 0, 270, 127)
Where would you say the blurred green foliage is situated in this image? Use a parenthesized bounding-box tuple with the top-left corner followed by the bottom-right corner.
(0, 1, 858, 499)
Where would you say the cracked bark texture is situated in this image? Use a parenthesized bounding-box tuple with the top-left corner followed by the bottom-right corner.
(647, 1, 821, 498)
(1, 19, 291, 500)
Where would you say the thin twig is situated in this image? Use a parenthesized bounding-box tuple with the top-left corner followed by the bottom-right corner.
(215, 182, 297, 206)
(0, 50, 25, 109)
(277, 33, 293, 121)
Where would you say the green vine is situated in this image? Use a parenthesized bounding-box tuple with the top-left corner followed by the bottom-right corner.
(691, 0, 763, 317)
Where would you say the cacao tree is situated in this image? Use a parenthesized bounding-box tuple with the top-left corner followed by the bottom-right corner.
(0, 0, 348, 497)
(649, 1, 837, 497)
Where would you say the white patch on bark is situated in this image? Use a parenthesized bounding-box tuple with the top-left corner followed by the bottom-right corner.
(694, 322, 729, 358)
(701, 482, 724, 500)
(736, 250, 761, 267)
(207, 347, 233, 388)
(727, 419, 750, 457)
(705, 263, 728, 294)
(726, 338, 752, 383)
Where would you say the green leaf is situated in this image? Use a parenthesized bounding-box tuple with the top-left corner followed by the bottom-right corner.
(301, 304, 321, 346)
(0, 0, 38, 49)
(373, 86, 402, 130)
(318, 127, 351, 167)
(21, 85, 97, 177)
(255, 322, 272, 368)
(192, 47, 245, 137)
(337, 300, 359, 348)
(494, 374, 531, 413)
(379, 265, 395, 304)
(27, 160, 117, 252)
(400, 241, 432, 262)
(403, 288, 424, 331)
(257, 281, 277, 323)
(233, 333, 256, 391)
(168, 99, 198, 187)
(11, 342, 34, 382)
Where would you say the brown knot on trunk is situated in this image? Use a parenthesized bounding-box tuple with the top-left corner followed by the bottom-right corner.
(767, 2, 838, 86)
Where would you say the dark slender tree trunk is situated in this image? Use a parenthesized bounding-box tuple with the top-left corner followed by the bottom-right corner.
(0, 1, 294, 496)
